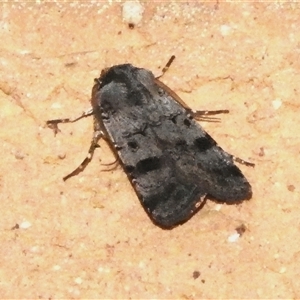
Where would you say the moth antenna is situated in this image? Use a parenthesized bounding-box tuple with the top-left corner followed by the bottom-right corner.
(156, 55, 176, 79)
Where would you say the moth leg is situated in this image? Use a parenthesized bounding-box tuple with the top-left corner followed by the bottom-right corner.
(63, 129, 104, 181)
(192, 110, 255, 167)
(46, 108, 94, 134)
(156, 77, 229, 122)
(155, 57, 229, 122)
(101, 159, 120, 171)
(192, 109, 229, 122)
(156, 55, 176, 79)
(233, 156, 255, 167)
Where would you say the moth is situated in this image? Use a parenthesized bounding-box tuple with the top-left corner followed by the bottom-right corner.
(47, 56, 253, 228)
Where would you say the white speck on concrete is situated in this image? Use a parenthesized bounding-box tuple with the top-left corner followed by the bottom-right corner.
(220, 24, 232, 36)
(20, 221, 32, 229)
(122, 1, 144, 27)
(50, 102, 63, 109)
(74, 277, 83, 284)
(228, 232, 240, 243)
(279, 266, 287, 274)
(272, 98, 282, 110)
(214, 204, 223, 211)
(98, 266, 110, 273)
(53, 265, 61, 271)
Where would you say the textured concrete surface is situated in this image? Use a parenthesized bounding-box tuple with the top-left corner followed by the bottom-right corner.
(0, 2, 299, 298)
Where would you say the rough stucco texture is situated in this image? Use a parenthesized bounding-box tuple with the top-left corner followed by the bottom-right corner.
(0, 1, 300, 299)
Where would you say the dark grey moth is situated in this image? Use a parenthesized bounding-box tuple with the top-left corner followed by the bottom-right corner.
(47, 56, 253, 228)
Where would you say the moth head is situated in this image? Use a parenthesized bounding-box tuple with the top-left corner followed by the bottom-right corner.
(91, 64, 155, 113)
(97, 64, 135, 87)
(95, 64, 156, 90)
